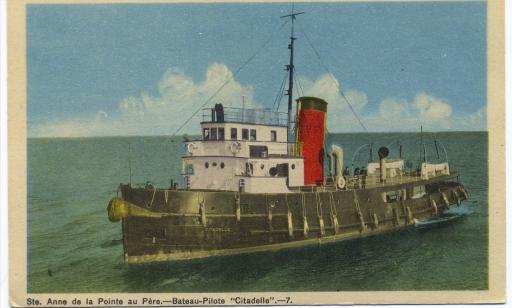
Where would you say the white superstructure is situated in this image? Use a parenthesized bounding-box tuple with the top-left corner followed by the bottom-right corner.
(182, 106, 304, 193)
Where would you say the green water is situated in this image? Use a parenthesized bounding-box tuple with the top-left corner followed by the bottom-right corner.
(28, 132, 488, 292)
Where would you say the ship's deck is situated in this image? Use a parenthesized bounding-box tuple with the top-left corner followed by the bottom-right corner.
(129, 171, 458, 194)
(290, 172, 458, 192)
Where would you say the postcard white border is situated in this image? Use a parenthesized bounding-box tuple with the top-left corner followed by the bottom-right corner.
(6, 0, 506, 306)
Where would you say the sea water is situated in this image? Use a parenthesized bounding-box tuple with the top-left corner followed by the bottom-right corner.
(27, 132, 488, 292)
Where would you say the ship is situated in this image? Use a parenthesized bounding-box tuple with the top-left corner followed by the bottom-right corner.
(107, 11, 468, 263)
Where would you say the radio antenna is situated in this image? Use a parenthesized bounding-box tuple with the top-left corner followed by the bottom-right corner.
(128, 142, 132, 185)
(421, 125, 426, 162)
(281, 9, 304, 149)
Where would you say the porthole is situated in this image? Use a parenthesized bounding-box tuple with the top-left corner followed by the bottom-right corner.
(220, 162, 225, 168)
(269, 167, 278, 176)
(291, 164, 295, 170)
(205, 162, 209, 168)
(212, 162, 217, 167)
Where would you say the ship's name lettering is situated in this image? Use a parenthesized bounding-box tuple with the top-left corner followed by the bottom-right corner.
(205, 227, 231, 232)
(144, 228, 166, 238)
(230, 296, 272, 305)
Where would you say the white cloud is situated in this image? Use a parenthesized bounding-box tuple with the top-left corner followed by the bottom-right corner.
(452, 106, 487, 131)
(29, 65, 486, 137)
(364, 92, 454, 132)
(298, 75, 462, 132)
(359, 92, 483, 132)
(299, 74, 368, 132)
(415, 91, 452, 122)
(30, 63, 256, 137)
(379, 98, 408, 118)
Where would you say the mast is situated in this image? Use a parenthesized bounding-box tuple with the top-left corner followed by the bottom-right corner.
(421, 125, 426, 162)
(281, 10, 304, 149)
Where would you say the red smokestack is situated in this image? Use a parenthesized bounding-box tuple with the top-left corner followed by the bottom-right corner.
(295, 97, 328, 185)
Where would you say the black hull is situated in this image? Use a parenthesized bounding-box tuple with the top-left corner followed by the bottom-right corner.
(113, 175, 467, 263)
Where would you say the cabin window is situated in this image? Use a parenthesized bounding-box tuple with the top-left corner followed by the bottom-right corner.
(182, 159, 194, 174)
(250, 129, 257, 141)
(218, 128, 225, 140)
(271, 130, 277, 142)
(211, 127, 218, 140)
(220, 162, 225, 169)
(412, 185, 426, 199)
(231, 128, 237, 140)
(184, 163, 194, 175)
(277, 163, 289, 176)
(291, 164, 295, 170)
(203, 128, 210, 140)
(205, 162, 209, 168)
(269, 163, 289, 177)
(245, 162, 254, 176)
(212, 162, 217, 167)
(249, 145, 268, 158)
(242, 129, 249, 140)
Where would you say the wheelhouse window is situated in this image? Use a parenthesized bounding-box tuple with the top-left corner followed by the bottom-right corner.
(271, 130, 277, 142)
(211, 127, 218, 140)
(218, 127, 225, 140)
(242, 128, 249, 140)
(230, 128, 237, 140)
(203, 128, 210, 140)
(250, 129, 257, 141)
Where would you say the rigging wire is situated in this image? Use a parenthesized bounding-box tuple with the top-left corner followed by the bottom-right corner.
(295, 22, 447, 166)
(171, 19, 290, 137)
(293, 67, 306, 97)
(293, 76, 303, 101)
(297, 25, 368, 133)
(294, 67, 332, 162)
(297, 78, 305, 97)
(272, 72, 289, 111)
(290, 16, 446, 167)
(292, 71, 308, 133)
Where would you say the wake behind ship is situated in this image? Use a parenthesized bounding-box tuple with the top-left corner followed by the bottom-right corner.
(107, 11, 468, 263)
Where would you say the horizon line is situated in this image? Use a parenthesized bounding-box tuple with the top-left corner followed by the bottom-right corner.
(27, 130, 488, 140)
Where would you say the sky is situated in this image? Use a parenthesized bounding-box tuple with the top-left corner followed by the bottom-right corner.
(27, 2, 487, 137)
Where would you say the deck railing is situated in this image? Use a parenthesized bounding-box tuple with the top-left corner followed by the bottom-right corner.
(202, 107, 288, 126)
(343, 166, 455, 190)
(299, 170, 454, 192)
